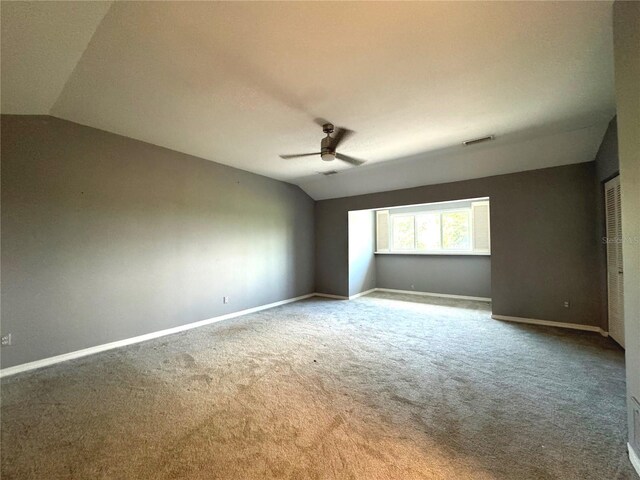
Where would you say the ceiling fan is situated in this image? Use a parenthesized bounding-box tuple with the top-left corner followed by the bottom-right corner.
(280, 123, 366, 166)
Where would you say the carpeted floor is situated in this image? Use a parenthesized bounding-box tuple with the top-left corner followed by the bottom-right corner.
(1, 292, 637, 479)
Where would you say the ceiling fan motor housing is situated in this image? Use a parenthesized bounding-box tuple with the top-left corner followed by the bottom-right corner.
(322, 123, 334, 134)
(320, 135, 336, 161)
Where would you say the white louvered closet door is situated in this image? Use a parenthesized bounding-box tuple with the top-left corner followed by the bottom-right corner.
(605, 176, 625, 347)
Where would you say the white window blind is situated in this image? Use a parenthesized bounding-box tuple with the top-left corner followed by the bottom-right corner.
(376, 210, 390, 252)
(472, 201, 491, 252)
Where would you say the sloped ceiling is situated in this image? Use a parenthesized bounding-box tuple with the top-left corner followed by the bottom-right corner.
(1, 1, 112, 114)
(1, 1, 615, 200)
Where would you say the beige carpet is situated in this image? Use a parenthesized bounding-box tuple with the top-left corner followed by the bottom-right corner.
(1, 292, 637, 479)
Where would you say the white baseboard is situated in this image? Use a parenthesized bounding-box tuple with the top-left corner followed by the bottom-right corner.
(316, 291, 610, 339)
(314, 288, 490, 302)
(313, 292, 349, 300)
(349, 288, 377, 300)
(1, 291, 611, 378)
(0, 293, 315, 378)
(629, 443, 640, 477)
(492, 314, 608, 336)
(375, 288, 491, 302)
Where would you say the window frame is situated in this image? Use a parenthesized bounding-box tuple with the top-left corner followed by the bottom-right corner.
(377, 202, 490, 256)
(439, 208, 473, 252)
(415, 211, 442, 251)
(391, 214, 417, 251)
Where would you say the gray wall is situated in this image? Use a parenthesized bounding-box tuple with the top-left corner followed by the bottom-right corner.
(594, 117, 619, 331)
(348, 210, 376, 297)
(1, 115, 315, 368)
(613, 0, 640, 460)
(316, 162, 603, 328)
(376, 255, 491, 299)
(595, 117, 619, 183)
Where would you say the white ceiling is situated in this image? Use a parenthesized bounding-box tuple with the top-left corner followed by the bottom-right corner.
(1, 1, 615, 200)
(300, 122, 608, 200)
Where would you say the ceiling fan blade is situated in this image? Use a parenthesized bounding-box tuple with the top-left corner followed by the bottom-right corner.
(336, 153, 366, 166)
(279, 152, 321, 159)
(330, 128, 354, 149)
(313, 117, 330, 127)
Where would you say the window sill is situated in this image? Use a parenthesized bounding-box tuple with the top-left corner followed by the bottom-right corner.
(375, 251, 491, 256)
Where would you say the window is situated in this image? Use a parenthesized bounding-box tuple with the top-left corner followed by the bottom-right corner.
(376, 199, 490, 255)
(392, 216, 415, 250)
(442, 210, 471, 250)
(416, 213, 440, 250)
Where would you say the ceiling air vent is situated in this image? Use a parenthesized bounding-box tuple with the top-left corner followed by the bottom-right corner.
(322, 170, 339, 176)
(463, 135, 494, 146)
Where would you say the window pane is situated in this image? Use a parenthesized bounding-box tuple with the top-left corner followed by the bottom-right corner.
(416, 213, 441, 250)
(442, 211, 471, 250)
(392, 216, 415, 250)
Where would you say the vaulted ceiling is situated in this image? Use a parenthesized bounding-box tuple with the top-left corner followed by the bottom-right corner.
(1, 1, 615, 199)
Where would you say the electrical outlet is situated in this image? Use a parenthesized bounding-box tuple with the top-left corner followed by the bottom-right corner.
(411, 284, 415, 290)
(223, 296, 229, 304)
(563, 301, 570, 308)
(1, 333, 12, 346)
